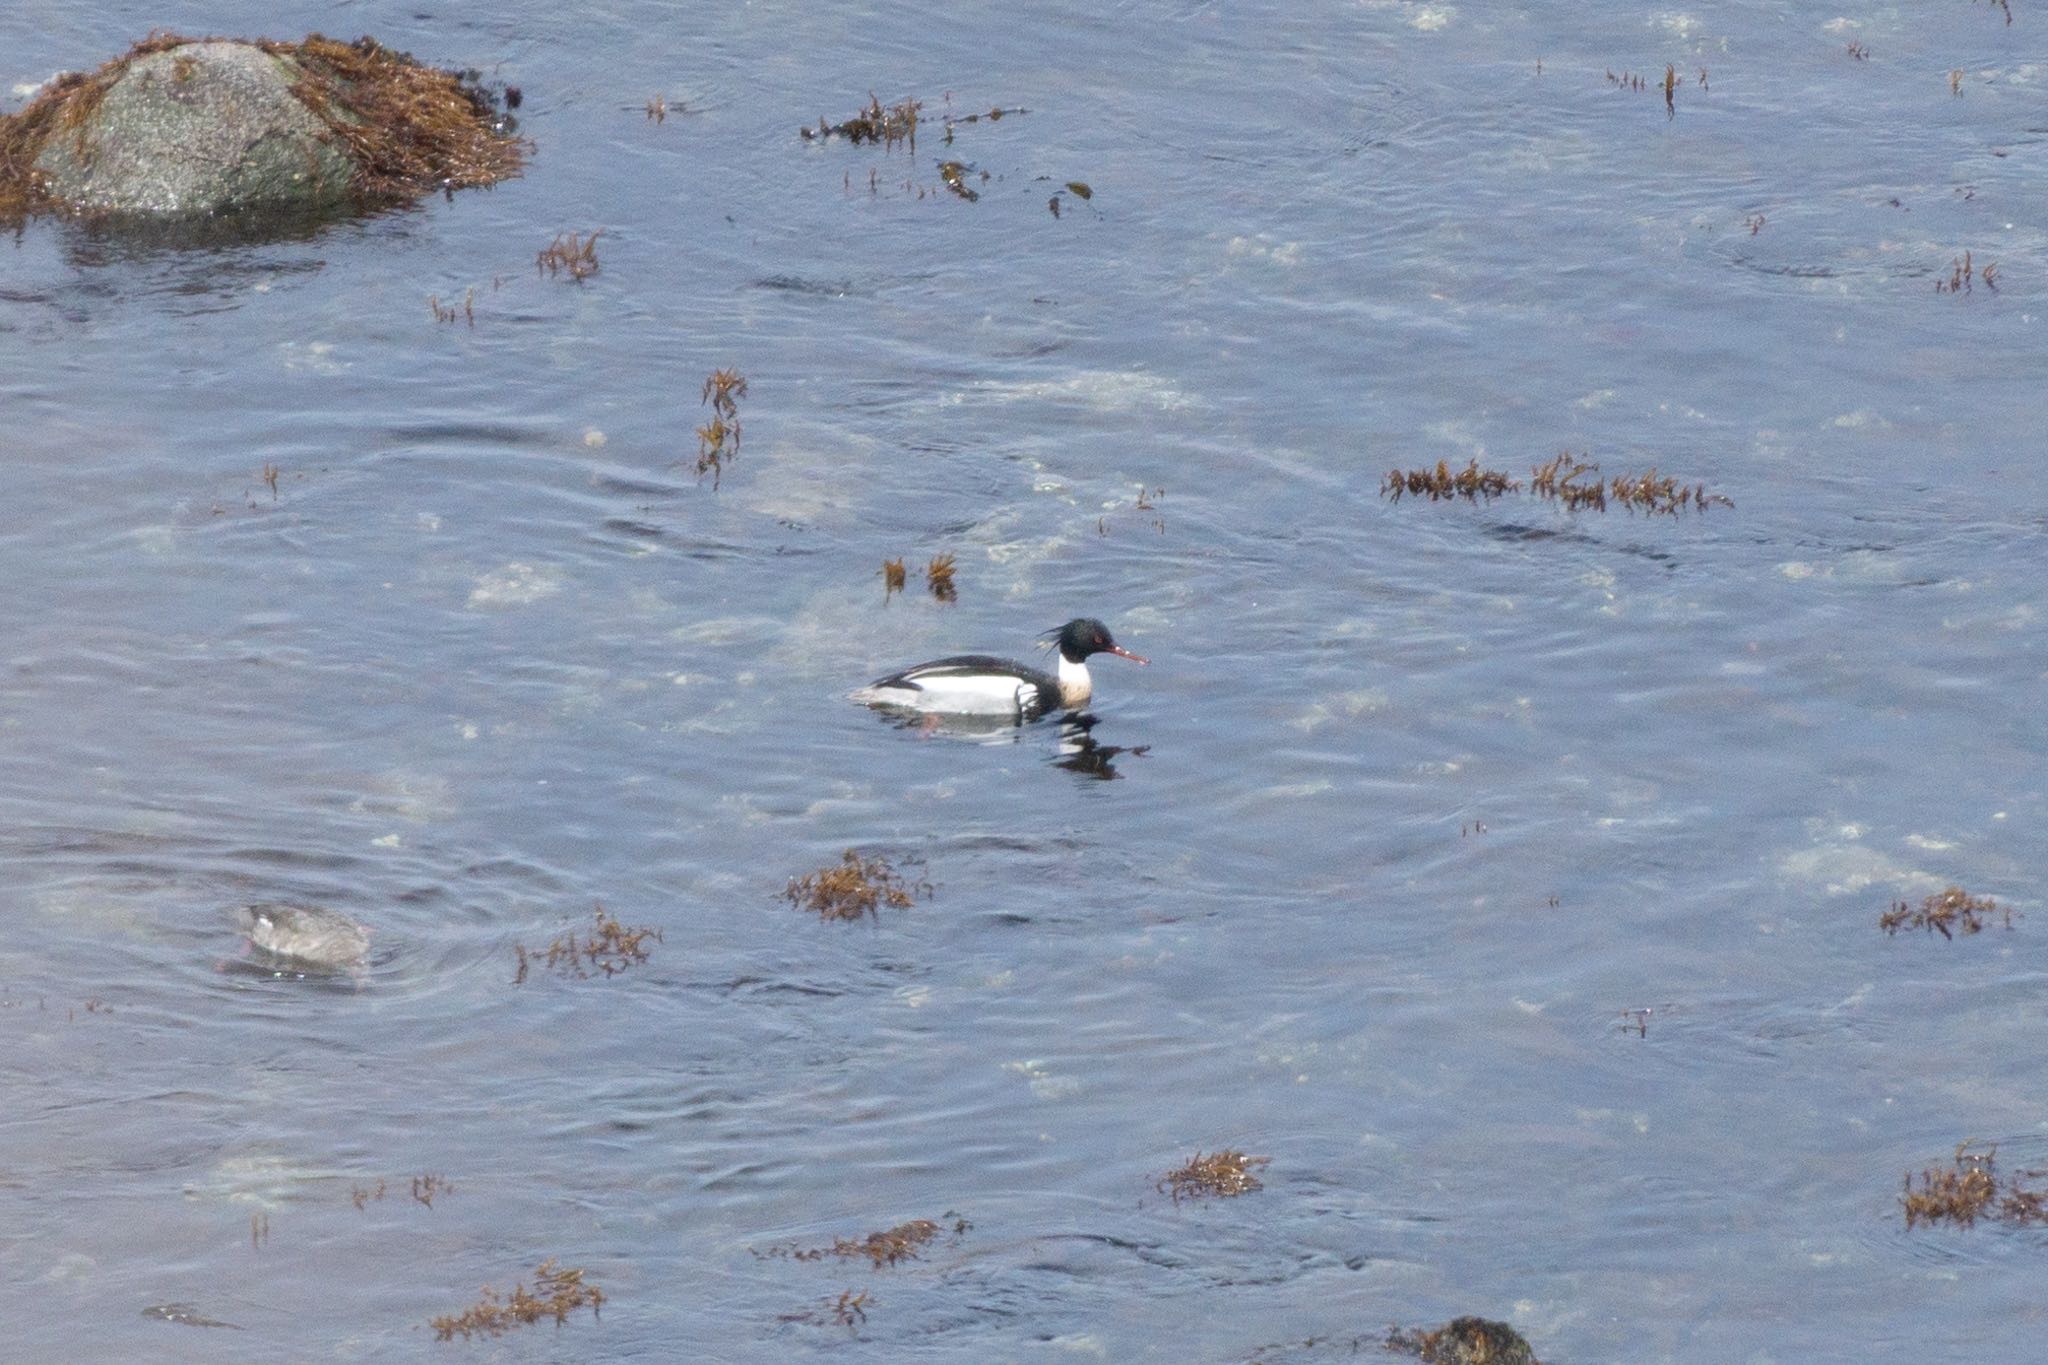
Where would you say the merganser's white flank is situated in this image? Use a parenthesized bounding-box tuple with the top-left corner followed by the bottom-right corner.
(852, 617, 1148, 720)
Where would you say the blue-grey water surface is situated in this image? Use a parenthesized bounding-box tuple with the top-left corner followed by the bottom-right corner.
(3, 1, 2045, 1360)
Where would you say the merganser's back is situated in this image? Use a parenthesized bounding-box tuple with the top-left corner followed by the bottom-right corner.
(852, 617, 1147, 720)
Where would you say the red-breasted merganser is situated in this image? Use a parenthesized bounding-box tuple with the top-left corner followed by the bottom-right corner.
(852, 617, 1148, 719)
(237, 903, 371, 972)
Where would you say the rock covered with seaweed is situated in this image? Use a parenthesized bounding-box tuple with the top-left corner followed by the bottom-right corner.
(0, 33, 524, 222)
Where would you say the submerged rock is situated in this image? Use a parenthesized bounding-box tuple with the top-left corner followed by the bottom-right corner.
(237, 903, 371, 972)
(0, 34, 523, 223)
(1388, 1317, 1539, 1365)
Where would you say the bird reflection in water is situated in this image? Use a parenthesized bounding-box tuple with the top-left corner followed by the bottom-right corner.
(866, 707, 1148, 779)
(1050, 714, 1149, 780)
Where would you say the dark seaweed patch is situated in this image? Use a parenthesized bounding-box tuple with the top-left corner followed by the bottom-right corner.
(1934, 250, 1998, 294)
(760, 1215, 970, 1268)
(1903, 1142, 2045, 1229)
(536, 229, 601, 281)
(936, 159, 981, 201)
(783, 851, 931, 922)
(802, 95, 921, 149)
(430, 1260, 603, 1340)
(1879, 886, 2014, 939)
(514, 904, 661, 983)
(1158, 1149, 1268, 1202)
(428, 289, 474, 325)
(1382, 460, 1518, 503)
(924, 552, 957, 602)
(694, 367, 748, 487)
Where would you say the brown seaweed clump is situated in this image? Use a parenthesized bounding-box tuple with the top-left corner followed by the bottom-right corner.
(924, 552, 958, 602)
(766, 1215, 969, 1268)
(818, 1219, 938, 1267)
(514, 904, 661, 983)
(783, 850, 932, 922)
(1879, 886, 2014, 940)
(1158, 1149, 1269, 1202)
(1049, 179, 1093, 216)
(283, 35, 522, 198)
(286, 36, 521, 193)
(1607, 467, 1731, 514)
(879, 557, 907, 600)
(801, 95, 921, 149)
(704, 367, 748, 417)
(1904, 1154, 1997, 1229)
(694, 367, 748, 487)
(1382, 460, 1520, 503)
(1529, 452, 1606, 510)
(537, 229, 601, 281)
(1529, 452, 1732, 514)
(1935, 250, 1999, 294)
(428, 289, 475, 325)
(0, 33, 525, 223)
(803, 95, 1026, 204)
(1902, 1142, 2046, 1230)
(1387, 1316, 1541, 1365)
(430, 1260, 603, 1340)
(936, 159, 980, 201)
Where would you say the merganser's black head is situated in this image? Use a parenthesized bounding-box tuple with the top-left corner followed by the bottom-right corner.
(1042, 617, 1149, 666)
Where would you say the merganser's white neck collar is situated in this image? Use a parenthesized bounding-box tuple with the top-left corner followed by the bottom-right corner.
(1057, 652, 1091, 708)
